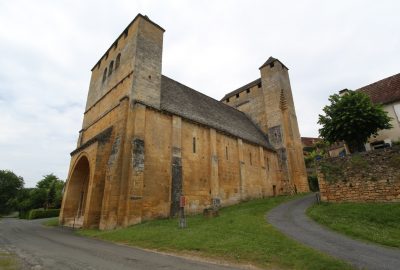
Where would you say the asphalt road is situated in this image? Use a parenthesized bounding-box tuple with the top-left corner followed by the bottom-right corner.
(267, 194, 400, 270)
(0, 218, 244, 270)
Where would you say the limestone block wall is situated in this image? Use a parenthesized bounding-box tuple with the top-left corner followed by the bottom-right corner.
(134, 107, 282, 220)
(318, 147, 400, 202)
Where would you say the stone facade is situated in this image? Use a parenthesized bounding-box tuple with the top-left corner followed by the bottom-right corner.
(318, 147, 400, 202)
(60, 14, 308, 230)
(222, 58, 308, 193)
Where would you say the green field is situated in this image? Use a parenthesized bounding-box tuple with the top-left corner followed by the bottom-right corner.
(79, 195, 352, 270)
(308, 202, 400, 247)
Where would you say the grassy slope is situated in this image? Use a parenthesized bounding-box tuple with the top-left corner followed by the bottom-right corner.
(78, 195, 352, 270)
(308, 202, 400, 248)
(42, 217, 59, 227)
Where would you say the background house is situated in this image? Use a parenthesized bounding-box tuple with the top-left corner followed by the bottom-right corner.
(357, 73, 400, 150)
(332, 73, 400, 156)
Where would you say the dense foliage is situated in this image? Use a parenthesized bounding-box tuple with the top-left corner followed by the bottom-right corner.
(28, 208, 60, 219)
(318, 91, 392, 153)
(0, 170, 24, 214)
(0, 170, 64, 217)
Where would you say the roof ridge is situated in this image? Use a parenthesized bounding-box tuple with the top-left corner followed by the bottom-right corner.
(161, 75, 250, 116)
(356, 72, 400, 91)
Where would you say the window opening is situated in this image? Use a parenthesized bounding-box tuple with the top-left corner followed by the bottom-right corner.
(115, 53, 121, 69)
(108, 61, 114, 76)
(102, 68, 107, 83)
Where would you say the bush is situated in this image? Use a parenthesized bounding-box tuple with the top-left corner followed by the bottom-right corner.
(19, 210, 30, 219)
(308, 175, 319, 192)
(27, 209, 60, 220)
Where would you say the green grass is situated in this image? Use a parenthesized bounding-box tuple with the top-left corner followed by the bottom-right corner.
(308, 202, 400, 248)
(0, 252, 20, 270)
(42, 217, 59, 227)
(78, 195, 352, 270)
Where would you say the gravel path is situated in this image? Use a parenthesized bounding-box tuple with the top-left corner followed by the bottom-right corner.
(0, 218, 246, 270)
(267, 194, 400, 270)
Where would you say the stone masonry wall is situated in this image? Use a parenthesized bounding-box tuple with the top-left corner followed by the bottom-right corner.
(318, 147, 400, 202)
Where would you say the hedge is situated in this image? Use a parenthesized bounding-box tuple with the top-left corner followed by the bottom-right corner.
(20, 209, 60, 219)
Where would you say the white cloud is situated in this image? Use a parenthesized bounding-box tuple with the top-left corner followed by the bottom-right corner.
(0, 0, 399, 186)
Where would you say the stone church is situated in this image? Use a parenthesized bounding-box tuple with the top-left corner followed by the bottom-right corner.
(59, 14, 308, 229)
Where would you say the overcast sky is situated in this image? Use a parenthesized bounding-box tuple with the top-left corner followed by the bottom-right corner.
(1, 0, 399, 187)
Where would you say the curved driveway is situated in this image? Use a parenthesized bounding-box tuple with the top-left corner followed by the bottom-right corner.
(0, 218, 244, 270)
(267, 194, 400, 270)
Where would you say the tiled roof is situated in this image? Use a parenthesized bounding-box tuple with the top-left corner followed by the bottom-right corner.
(301, 137, 322, 147)
(160, 75, 274, 150)
(357, 73, 400, 105)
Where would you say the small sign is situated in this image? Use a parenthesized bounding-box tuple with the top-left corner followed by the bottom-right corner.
(179, 196, 186, 207)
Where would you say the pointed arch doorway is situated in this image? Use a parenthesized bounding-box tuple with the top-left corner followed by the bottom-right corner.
(61, 155, 90, 228)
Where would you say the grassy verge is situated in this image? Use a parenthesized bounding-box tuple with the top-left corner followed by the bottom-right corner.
(42, 217, 59, 227)
(307, 202, 400, 248)
(79, 195, 352, 270)
(0, 251, 20, 270)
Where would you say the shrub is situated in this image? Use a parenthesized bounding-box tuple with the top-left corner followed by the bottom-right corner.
(319, 161, 345, 183)
(27, 209, 60, 219)
(19, 210, 30, 219)
(308, 175, 319, 191)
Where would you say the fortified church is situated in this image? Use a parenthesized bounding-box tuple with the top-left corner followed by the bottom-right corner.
(60, 14, 308, 229)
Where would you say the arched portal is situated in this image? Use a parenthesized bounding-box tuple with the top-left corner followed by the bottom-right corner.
(62, 156, 90, 228)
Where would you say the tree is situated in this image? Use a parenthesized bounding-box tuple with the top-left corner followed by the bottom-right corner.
(0, 170, 24, 214)
(318, 91, 392, 153)
(36, 174, 64, 209)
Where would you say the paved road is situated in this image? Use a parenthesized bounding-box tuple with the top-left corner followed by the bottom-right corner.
(0, 218, 244, 270)
(267, 194, 400, 270)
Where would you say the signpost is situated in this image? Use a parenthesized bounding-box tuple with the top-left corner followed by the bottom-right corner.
(179, 195, 186, 228)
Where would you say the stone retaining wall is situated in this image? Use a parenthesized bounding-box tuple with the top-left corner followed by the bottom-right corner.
(318, 147, 400, 202)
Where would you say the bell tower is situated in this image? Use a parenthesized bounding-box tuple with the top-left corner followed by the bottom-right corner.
(259, 57, 309, 193)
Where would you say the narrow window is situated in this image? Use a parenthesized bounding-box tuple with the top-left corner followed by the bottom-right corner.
(236, 93, 239, 98)
(193, 137, 196, 153)
(115, 53, 121, 69)
(269, 62, 274, 68)
(249, 152, 252, 165)
(226, 98, 230, 103)
(246, 89, 250, 93)
(108, 61, 114, 76)
(225, 146, 228, 160)
(102, 68, 107, 83)
(257, 82, 261, 88)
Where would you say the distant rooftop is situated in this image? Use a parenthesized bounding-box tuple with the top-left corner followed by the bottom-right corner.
(356, 73, 400, 105)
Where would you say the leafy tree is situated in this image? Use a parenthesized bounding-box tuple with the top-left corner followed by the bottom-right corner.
(36, 173, 59, 189)
(318, 91, 392, 153)
(29, 188, 48, 209)
(47, 182, 56, 208)
(36, 174, 64, 209)
(0, 170, 24, 214)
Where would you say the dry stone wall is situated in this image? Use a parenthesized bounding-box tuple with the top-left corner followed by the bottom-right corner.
(318, 147, 400, 202)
